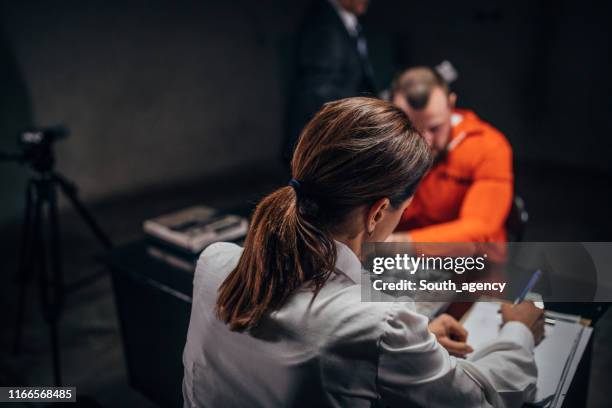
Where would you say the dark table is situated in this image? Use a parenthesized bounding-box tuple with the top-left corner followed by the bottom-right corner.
(100, 239, 198, 407)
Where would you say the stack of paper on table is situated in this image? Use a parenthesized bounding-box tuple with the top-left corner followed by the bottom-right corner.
(462, 302, 592, 407)
(143, 206, 248, 254)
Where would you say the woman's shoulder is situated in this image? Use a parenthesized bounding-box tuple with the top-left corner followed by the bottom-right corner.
(194, 242, 243, 286)
(199, 241, 243, 262)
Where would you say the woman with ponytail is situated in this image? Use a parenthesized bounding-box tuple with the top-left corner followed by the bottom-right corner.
(183, 97, 542, 408)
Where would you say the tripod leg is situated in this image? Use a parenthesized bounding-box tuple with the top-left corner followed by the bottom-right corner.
(47, 180, 64, 386)
(35, 184, 62, 386)
(53, 172, 112, 249)
(13, 181, 36, 355)
(48, 175, 65, 316)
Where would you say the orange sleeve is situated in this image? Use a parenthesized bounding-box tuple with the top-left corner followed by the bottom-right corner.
(409, 139, 513, 243)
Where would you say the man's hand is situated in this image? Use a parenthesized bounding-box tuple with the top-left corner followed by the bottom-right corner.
(428, 313, 473, 357)
(385, 232, 412, 243)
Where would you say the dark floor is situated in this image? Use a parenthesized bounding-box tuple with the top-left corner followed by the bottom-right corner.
(0, 159, 611, 407)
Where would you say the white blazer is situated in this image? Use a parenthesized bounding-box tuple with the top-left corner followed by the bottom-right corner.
(182, 241, 537, 407)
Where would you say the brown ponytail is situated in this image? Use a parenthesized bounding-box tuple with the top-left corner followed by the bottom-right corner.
(216, 97, 431, 331)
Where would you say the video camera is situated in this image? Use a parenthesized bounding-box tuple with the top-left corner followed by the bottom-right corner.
(1, 126, 69, 172)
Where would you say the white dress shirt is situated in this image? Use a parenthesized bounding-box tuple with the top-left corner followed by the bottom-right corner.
(327, 0, 370, 61)
(182, 241, 537, 407)
(327, 0, 359, 37)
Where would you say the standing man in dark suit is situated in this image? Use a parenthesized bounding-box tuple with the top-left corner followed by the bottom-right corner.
(282, 0, 376, 164)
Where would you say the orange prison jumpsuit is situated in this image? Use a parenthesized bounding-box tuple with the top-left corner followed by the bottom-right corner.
(397, 109, 513, 249)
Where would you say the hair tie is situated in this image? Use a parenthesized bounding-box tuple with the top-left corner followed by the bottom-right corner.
(288, 178, 301, 193)
(289, 178, 322, 216)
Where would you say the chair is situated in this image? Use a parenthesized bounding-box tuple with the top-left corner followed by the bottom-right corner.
(505, 195, 528, 242)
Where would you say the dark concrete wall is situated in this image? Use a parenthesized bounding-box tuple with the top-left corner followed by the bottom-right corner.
(1, 0, 610, 225)
(0, 0, 309, 223)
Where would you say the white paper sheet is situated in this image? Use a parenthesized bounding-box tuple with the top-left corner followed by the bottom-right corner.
(462, 302, 585, 403)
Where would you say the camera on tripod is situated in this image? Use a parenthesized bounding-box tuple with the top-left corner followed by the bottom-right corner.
(16, 126, 69, 172)
(2, 124, 112, 386)
(19, 126, 68, 147)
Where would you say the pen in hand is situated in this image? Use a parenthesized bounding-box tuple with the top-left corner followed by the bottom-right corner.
(514, 269, 542, 304)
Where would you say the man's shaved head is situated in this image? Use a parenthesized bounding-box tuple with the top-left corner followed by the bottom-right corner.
(392, 67, 456, 158)
(392, 67, 450, 111)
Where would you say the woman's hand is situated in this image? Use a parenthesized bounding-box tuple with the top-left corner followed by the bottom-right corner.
(428, 313, 474, 357)
(501, 301, 545, 345)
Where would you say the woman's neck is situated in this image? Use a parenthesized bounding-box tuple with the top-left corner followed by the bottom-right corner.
(331, 231, 364, 259)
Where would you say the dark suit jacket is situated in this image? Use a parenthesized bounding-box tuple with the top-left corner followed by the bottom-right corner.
(282, 0, 377, 163)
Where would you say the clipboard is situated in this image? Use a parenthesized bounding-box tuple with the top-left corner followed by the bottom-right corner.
(461, 302, 592, 407)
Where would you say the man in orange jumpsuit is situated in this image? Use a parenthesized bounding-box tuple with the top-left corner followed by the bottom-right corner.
(388, 67, 513, 246)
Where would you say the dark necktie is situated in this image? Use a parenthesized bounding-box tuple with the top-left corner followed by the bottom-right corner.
(355, 22, 376, 92)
